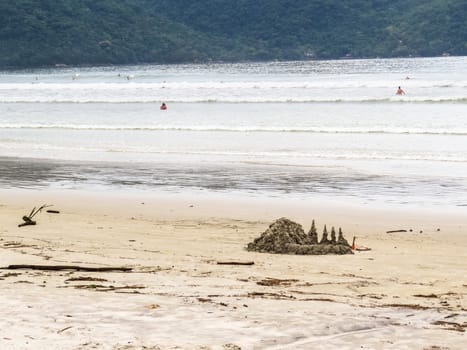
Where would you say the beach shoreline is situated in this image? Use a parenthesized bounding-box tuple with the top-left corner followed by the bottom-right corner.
(1, 188, 466, 349)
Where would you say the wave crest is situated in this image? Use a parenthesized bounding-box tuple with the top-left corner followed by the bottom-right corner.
(2, 124, 467, 136)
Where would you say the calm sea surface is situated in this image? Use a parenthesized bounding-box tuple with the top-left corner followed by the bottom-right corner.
(1, 57, 466, 208)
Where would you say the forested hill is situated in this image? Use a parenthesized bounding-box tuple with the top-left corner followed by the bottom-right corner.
(1, 0, 465, 69)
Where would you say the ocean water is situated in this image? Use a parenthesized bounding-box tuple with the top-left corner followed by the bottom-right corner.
(0, 57, 466, 208)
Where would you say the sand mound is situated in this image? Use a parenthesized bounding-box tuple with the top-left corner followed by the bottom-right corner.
(247, 217, 353, 255)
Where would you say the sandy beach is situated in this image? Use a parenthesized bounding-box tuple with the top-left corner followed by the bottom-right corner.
(0, 188, 466, 349)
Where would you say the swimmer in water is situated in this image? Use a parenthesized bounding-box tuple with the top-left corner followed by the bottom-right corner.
(396, 86, 405, 95)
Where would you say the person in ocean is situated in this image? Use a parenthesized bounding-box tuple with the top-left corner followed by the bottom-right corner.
(396, 86, 405, 95)
(160, 102, 167, 110)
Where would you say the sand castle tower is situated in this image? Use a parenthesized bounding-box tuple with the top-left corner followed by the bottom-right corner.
(330, 227, 337, 244)
(307, 219, 319, 244)
(320, 225, 330, 244)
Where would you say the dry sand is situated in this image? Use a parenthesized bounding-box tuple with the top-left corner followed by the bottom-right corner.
(0, 188, 466, 349)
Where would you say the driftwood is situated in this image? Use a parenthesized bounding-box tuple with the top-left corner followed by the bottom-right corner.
(18, 204, 52, 227)
(73, 284, 144, 291)
(18, 216, 36, 227)
(46, 210, 60, 214)
(57, 326, 73, 334)
(2, 244, 34, 249)
(247, 291, 295, 299)
(386, 229, 407, 233)
(65, 276, 108, 282)
(432, 320, 466, 332)
(257, 278, 299, 286)
(2, 242, 35, 249)
(2, 264, 132, 272)
(217, 261, 255, 266)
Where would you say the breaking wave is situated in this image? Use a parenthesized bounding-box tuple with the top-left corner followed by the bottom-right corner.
(2, 124, 467, 135)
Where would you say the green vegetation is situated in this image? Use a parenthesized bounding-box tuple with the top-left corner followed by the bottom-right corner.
(0, 0, 465, 68)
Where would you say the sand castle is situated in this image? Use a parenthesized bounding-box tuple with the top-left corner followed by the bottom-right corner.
(247, 217, 353, 255)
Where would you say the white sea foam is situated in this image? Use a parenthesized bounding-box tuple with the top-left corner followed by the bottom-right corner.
(0, 78, 465, 104)
(2, 123, 467, 136)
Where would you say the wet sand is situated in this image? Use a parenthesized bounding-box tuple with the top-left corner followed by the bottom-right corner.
(0, 188, 466, 349)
